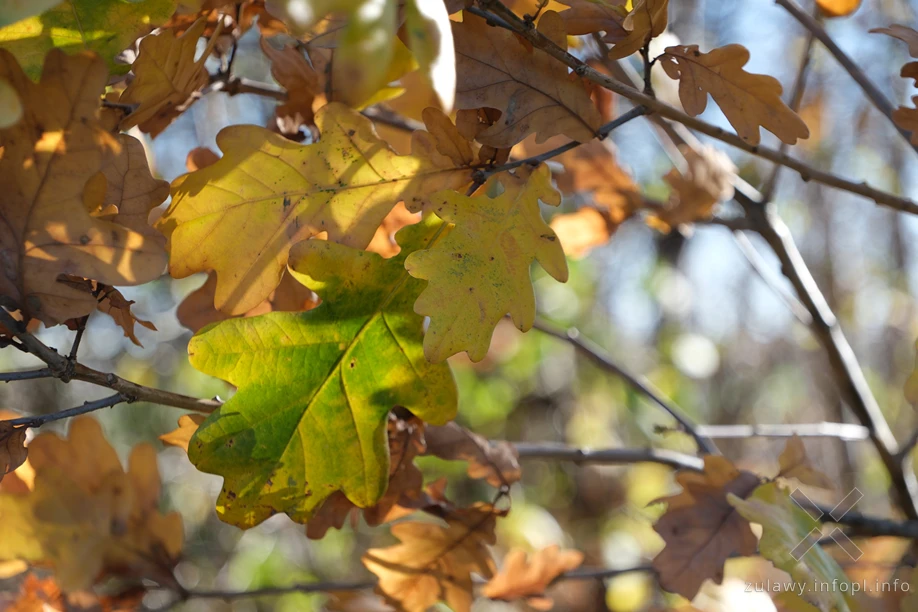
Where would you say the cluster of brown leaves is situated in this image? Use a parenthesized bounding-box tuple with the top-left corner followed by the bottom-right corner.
(873, 25, 918, 144)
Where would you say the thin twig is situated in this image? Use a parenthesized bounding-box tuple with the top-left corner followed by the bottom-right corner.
(731, 230, 812, 325)
(474, 1, 918, 216)
(774, 0, 918, 154)
(660, 422, 870, 441)
(531, 318, 719, 455)
(0, 368, 52, 382)
(7, 394, 126, 428)
(0, 309, 221, 414)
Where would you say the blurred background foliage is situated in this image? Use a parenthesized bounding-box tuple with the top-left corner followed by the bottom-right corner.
(6, 0, 918, 610)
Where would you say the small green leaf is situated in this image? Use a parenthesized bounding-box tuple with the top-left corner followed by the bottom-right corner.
(187, 217, 457, 529)
(728, 482, 856, 612)
(0, 0, 177, 78)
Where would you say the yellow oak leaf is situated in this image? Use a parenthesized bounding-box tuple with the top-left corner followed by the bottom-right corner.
(652, 455, 761, 600)
(607, 0, 668, 60)
(405, 165, 568, 363)
(362, 504, 502, 612)
(0, 49, 167, 326)
(482, 545, 585, 609)
(816, 0, 861, 17)
(0, 418, 183, 591)
(157, 102, 475, 315)
(120, 19, 220, 137)
(453, 11, 602, 148)
(660, 44, 810, 146)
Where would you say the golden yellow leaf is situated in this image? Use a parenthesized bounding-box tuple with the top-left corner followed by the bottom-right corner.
(362, 504, 502, 612)
(405, 165, 568, 363)
(816, 0, 861, 17)
(652, 455, 761, 600)
(159, 414, 207, 452)
(647, 145, 736, 233)
(120, 19, 220, 137)
(0, 418, 183, 591)
(777, 435, 833, 489)
(158, 102, 475, 315)
(453, 11, 602, 148)
(0, 50, 167, 326)
(606, 0, 668, 60)
(660, 44, 810, 145)
(482, 545, 585, 609)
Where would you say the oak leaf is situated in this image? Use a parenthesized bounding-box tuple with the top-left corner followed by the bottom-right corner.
(158, 102, 475, 315)
(120, 19, 220, 137)
(0, 49, 167, 326)
(0, 418, 183, 591)
(362, 503, 503, 612)
(424, 422, 522, 488)
(647, 145, 736, 232)
(482, 545, 584, 609)
(729, 482, 857, 612)
(558, 0, 628, 44)
(660, 44, 810, 145)
(57, 279, 158, 347)
(405, 165, 568, 363)
(816, 0, 861, 17)
(606, 0, 669, 60)
(0, 0, 177, 78)
(159, 414, 208, 452)
(777, 435, 833, 489)
(871, 25, 918, 57)
(452, 11, 602, 148)
(260, 37, 320, 136)
(0, 423, 27, 483)
(185, 146, 220, 171)
(186, 218, 457, 528)
(651, 455, 760, 600)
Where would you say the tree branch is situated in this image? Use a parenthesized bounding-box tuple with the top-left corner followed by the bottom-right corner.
(774, 0, 917, 154)
(7, 394, 126, 428)
(688, 422, 869, 441)
(0, 309, 221, 414)
(474, 1, 918, 216)
(531, 318, 719, 455)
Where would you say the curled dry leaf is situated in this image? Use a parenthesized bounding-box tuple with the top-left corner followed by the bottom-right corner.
(606, 0, 669, 60)
(259, 36, 320, 137)
(452, 11, 602, 148)
(871, 24, 918, 58)
(0, 49, 167, 326)
(405, 165, 568, 363)
(159, 414, 208, 452)
(0, 417, 183, 591)
(424, 422, 522, 488)
(651, 455, 760, 600)
(558, 0, 628, 45)
(158, 103, 474, 315)
(647, 145, 737, 233)
(816, 0, 861, 17)
(120, 19, 220, 137)
(777, 435, 833, 489)
(659, 44, 810, 145)
(482, 545, 585, 609)
(0, 422, 28, 482)
(362, 503, 504, 612)
(185, 146, 220, 172)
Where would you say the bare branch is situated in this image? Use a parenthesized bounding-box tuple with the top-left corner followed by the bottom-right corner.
(664, 422, 870, 441)
(0, 309, 220, 414)
(775, 0, 918, 154)
(0, 368, 53, 382)
(7, 394, 126, 428)
(531, 318, 719, 455)
(474, 1, 918, 216)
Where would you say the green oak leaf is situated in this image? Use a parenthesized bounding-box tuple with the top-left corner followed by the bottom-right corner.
(728, 482, 856, 612)
(187, 217, 457, 529)
(0, 0, 177, 78)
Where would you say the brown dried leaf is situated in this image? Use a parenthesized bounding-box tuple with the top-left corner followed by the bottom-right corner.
(651, 455, 760, 600)
(482, 545, 585, 609)
(159, 414, 207, 452)
(558, 0, 628, 44)
(260, 37, 320, 135)
(647, 145, 736, 232)
(120, 19, 220, 137)
(871, 25, 918, 57)
(893, 100, 918, 145)
(366, 203, 420, 258)
(424, 422, 522, 488)
(185, 146, 220, 171)
(660, 44, 810, 145)
(453, 11, 602, 148)
(362, 503, 503, 612)
(176, 271, 319, 333)
(606, 0, 668, 60)
(777, 435, 833, 489)
(0, 422, 27, 482)
(0, 50, 167, 326)
(550, 207, 616, 258)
